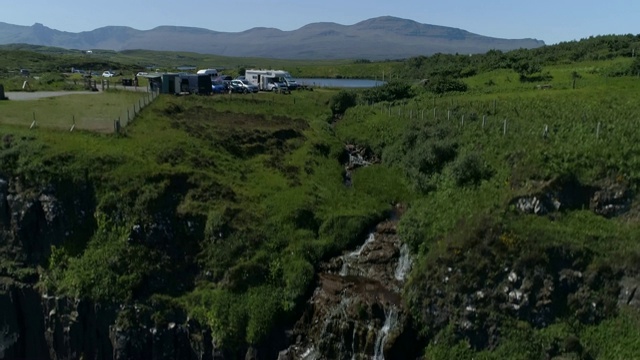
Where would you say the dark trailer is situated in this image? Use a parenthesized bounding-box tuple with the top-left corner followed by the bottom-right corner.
(143, 73, 212, 95)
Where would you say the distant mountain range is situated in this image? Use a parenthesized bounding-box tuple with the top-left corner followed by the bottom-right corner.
(0, 16, 545, 60)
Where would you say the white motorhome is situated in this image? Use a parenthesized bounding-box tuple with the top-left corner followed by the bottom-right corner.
(245, 69, 298, 91)
(196, 69, 218, 77)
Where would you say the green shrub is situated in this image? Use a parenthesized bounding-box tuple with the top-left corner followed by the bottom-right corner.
(450, 152, 493, 187)
(281, 256, 314, 310)
(424, 76, 468, 94)
(319, 214, 378, 256)
(329, 90, 357, 116)
(245, 285, 282, 344)
(359, 80, 414, 103)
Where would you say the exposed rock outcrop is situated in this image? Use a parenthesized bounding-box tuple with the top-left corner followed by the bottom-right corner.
(407, 238, 621, 350)
(590, 178, 632, 218)
(618, 275, 640, 309)
(0, 176, 96, 267)
(0, 177, 219, 360)
(510, 176, 592, 216)
(280, 209, 419, 360)
(511, 176, 633, 218)
(342, 144, 380, 187)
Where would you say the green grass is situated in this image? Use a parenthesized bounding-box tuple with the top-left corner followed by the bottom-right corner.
(0, 90, 155, 132)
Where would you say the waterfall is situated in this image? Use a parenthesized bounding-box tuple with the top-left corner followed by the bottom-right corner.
(394, 243, 412, 281)
(350, 324, 358, 360)
(373, 307, 399, 360)
(339, 232, 375, 276)
(300, 346, 319, 360)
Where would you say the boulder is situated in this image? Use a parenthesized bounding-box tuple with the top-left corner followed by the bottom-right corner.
(590, 180, 632, 218)
(618, 276, 640, 309)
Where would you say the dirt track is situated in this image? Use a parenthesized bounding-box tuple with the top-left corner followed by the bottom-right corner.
(5, 91, 102, 101)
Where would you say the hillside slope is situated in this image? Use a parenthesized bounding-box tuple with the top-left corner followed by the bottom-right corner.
(0, 16, 544, 60)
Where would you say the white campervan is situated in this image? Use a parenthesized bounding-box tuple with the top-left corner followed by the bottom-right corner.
(196, 69, 218, 77)
(245, 69, 298, 91)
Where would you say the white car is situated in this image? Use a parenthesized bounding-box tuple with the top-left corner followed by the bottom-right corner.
(102, 71, 116, 77)
(267, 80, 288, 93)
(136, 72, 148, 77)
(230, 79, 259, 93)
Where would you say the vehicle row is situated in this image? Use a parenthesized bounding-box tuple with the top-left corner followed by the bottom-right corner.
(211, 78, 260, 94)
(211, 77, 291, 94)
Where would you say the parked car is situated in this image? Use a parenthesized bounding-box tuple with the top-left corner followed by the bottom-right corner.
(136, 72, 148, 76)
(267, 80, 289, 93)
(102, 71, 116, 78)
(227, 81, 242, 93)
(230, 79, 258, 93)
(211, 80, 228, 94)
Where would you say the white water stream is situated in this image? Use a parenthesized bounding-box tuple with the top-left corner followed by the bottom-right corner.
(394, 243, 412, 281)
(373, 306, 399, 360)
(339, 232, 375, 276)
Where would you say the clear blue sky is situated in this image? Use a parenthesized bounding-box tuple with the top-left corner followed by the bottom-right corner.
(2, 0, 639, 45)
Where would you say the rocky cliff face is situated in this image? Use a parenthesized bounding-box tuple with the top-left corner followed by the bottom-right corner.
(0, 279, 223, 360)
(0, 176, 218, 360)
(1, 170, 639, 359)
(279, 206, 420, 360)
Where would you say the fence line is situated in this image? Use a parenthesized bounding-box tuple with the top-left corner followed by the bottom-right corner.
(23, 87, 160, 134)
(115, 88, 160, 133)
(366, 98, 634, 143)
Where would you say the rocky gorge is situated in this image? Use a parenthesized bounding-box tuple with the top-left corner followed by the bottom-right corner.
(3, 164, 640, 360)
(0, 167, 418, 359)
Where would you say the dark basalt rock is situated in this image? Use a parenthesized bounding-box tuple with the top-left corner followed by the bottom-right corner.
(511, 176, 633, 218)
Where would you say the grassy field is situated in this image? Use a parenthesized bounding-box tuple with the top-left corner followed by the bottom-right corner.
(0, 90, 156, 132)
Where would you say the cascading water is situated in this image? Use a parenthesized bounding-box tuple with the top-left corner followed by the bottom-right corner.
(279, 213, 416, 360)
(394, 243, 412, 281)
(339, 232, 375, 276)
(350, 325, 358, 360)
(299, 346, 319, 360)
(373, 306, 399, 360)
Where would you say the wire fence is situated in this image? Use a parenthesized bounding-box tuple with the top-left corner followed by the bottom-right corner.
(113, 88, 160, 133)
(15, 87, 161, 134)
(363, 93, 640, 146)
